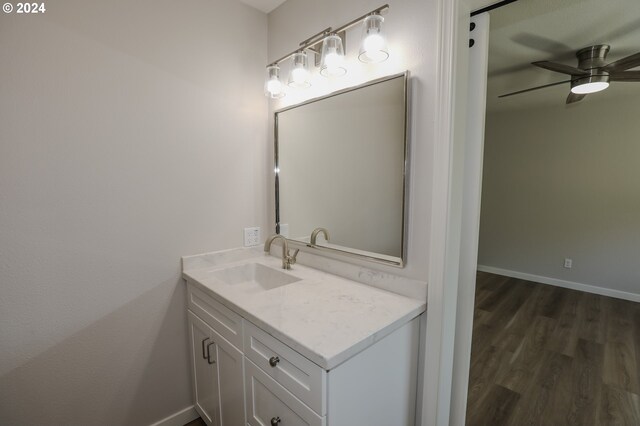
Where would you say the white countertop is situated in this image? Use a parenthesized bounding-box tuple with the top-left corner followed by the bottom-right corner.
(182, 247, 426, 370)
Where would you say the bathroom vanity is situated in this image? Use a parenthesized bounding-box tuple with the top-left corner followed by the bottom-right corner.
(182, 248, 426, 426)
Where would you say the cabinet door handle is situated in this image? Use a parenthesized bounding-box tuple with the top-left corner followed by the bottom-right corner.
(201, 338, 210, 359)
(269, 356, 280, 367)
(270, 417, 281, 426)
(207, 341, 216, 364)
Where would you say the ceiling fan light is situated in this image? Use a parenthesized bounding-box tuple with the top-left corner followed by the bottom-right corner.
(571, 82, 609, 94)
(570, 75, 610, 94)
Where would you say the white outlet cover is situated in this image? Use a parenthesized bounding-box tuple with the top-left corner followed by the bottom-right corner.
(244, 227, 261, 247)
(279, 224, 289, 238)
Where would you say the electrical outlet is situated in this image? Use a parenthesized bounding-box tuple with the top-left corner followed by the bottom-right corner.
(279, 223, 289, 238)
(244, 227, 261, 247)
(564, 258, 573, 269)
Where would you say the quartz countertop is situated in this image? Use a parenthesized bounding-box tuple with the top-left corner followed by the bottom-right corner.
(182, 247, 426, 370)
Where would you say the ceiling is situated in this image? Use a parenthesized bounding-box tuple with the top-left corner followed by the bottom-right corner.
(238, 0, 500, 16)
(487, 0, 640, 111)
(237, 0, 285, 13)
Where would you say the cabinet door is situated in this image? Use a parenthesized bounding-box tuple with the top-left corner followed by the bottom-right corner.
(211, 326, 245, 426)
(188, 312, 220, 426)
(245, 359, 324, 426)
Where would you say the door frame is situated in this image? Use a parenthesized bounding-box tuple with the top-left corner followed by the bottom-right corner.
(419, 0, 491, 425)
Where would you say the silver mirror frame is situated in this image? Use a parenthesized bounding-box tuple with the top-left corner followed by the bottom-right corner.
(274, 71, 410, 267)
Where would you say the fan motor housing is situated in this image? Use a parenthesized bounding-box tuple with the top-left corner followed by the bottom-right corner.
(572, 45, 611, 92)
(576, 44, 610, 70)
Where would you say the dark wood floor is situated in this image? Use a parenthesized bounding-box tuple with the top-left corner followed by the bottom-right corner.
(184, 417, 206, 426)
(466, 271, 640, 426)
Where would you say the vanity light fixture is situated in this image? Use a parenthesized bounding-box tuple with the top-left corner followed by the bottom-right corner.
(359, 14, 389, 63)
(288, 51, 312, 88)
(264, 65, 285, 99)
(263, 4, 390, 98)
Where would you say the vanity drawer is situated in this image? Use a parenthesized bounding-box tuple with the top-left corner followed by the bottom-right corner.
(244, 321, 326, 415)
(187, 282, 243, 350)
(245, 358, 325, 426)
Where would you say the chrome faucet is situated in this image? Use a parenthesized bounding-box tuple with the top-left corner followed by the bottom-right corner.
(310, 227, 330, 246)
(264, 234, 299, 270)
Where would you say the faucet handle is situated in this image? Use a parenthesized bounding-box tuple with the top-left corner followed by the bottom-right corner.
(287, 249, 300, 266)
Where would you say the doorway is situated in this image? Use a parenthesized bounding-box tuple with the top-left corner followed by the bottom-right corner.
(464, 0, 640, 424)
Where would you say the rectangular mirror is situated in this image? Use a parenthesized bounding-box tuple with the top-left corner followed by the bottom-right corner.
(275, 72, 409, 267)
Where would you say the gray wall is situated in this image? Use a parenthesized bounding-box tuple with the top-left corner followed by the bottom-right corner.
(0, 1, 268, 424)
(479, 93, 640, 297)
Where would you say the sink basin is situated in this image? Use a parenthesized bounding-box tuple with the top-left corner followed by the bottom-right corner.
(211, 263, 301, 292)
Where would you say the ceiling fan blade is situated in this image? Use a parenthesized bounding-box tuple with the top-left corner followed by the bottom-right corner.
(499, 80, 573, 98)
(532, 61, 589, 76)
(604, 52, 640, 71)
(566, 92, 586, 104)
(610, 70, 640, 81)
(511, 33, 573, 55)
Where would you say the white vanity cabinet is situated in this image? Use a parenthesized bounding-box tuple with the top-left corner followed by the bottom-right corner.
(242, 317, 421, 426)
(186, 279, 421, 426)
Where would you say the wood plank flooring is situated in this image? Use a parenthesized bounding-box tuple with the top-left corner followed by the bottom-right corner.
(466, 272, 640, 426)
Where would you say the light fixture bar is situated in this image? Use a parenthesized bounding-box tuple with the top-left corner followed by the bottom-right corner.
(264, 4, 391, 97)
(331, 4, 389, 36)
(298, 27, 333, 48)
(268, 27, 333, 67)
(266, 4, 389, 68)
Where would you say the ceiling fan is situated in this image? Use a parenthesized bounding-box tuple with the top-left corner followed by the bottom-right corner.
(500, 45, 640, 104)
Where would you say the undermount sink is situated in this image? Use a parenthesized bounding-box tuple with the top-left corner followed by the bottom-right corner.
(211, 262, 301, 292)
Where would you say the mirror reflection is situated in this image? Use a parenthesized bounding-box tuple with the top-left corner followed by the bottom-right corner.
(275, 72, 408, 266)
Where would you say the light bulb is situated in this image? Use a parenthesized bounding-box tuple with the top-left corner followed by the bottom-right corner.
(364, 33, 385, 53)
(362, 34, 388, 62)
(320, 34, 347, 77)
(267, 79, 283, 95)
(325, 52, 342, 68)
(288, 52, 311, 88)
(264, 65, 285, 99)
(291, 68, 308, 84)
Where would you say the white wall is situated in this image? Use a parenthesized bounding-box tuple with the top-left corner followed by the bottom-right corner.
(267, 0, 439, 283)
(479, 93, 640, 297)
(0, 1, 268, 424)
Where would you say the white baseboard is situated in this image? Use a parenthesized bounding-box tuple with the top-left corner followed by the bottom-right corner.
(477, 265, 640, 303)
(149, 405, 199, 426)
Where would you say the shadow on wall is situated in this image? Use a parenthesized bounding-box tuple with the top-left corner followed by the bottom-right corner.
(0, 278, 192, 426)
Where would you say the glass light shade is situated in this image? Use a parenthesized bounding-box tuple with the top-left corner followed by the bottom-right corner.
(571, 82, 609, 94)
(288, 52, 311, 88)
(570, 74, 609, 94)
(320, 34, 347, 77)
(264, 65, 285, 99)
(359, 15, 389, 63)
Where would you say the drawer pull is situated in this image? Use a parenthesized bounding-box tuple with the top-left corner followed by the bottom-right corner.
(201, 338, 210, 359)
(207, 341, 216, 364)
(269, 356, 280, 367)
(270, 417, 281, 426)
